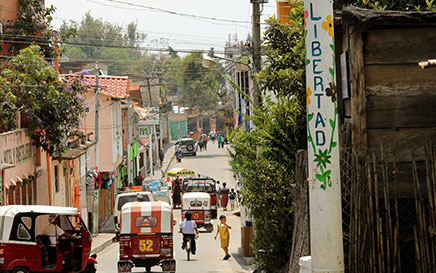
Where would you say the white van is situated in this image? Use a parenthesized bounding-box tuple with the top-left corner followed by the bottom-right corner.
(114, 191, 155, 233)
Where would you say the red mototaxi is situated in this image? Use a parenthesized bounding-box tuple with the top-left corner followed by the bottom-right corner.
(181, 192, 213, 232)
(182, 178, 218, 219)
(118, 201, 175, 273)
(0, 205, 91, 273)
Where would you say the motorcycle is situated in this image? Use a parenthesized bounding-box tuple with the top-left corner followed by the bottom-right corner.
(175, 150, 182, 163)
(84, 252, 98, 273)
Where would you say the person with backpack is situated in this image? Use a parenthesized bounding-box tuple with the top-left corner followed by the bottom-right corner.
(229, 188, 236, 210)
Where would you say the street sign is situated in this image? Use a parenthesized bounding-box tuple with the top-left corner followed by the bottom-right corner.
(138, 125, 151, 139)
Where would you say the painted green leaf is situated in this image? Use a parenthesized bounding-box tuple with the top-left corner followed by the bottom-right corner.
(305, 30, 308, 38)
(308, 113, 314, 121)
(316, 174, 326, 182)
(332, 141, 337, 148)
(320, 183, 326, 190)
(306, 59, 311, 65)
(330, 44, 335, 52)
(329, 67, 335, 79)
(325, 170, 332, 177)
(329, 119, 335, 128)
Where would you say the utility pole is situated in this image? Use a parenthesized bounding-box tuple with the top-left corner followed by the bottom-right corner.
(252, 0, 262, 106)
(149, 126, 154, 176)
(94, 75, 100, 169)
(93, 70, 100, 234)
(303, 1, 344, 272)
(127, 98, 132, 186)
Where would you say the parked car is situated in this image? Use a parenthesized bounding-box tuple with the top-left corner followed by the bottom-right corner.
(182, 177, 218, 219)
(175, 138, 198, 156)
(114, 187, 156, 234)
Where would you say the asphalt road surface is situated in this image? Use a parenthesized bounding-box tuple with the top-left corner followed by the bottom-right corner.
(97, 142, 251, 273)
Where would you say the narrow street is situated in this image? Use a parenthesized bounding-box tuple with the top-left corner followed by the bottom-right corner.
(98, 143, 250, 273)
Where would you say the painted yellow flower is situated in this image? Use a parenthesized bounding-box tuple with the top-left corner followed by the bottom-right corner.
(322, 15, 334, 37)
(306, 87, 312, 105)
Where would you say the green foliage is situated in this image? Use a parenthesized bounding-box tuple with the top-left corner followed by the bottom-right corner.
(334, 0, 436, 10)
(164, 52, 220, 111)
(230, 3, 307, 272)
(1, 0, 62, 58)
(59, 12, 146, 75)
(0, 45, 86, 156)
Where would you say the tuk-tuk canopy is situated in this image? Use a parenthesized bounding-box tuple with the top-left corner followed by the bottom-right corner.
(167, 168, 195, 177)
(120, 201, 173, 235)
(182, 192, 211, 210)
(0, 205, 79, 242)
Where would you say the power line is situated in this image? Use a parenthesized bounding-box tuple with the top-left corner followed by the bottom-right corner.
(87, 0, 252, 25)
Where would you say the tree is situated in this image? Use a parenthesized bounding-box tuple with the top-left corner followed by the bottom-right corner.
(334, 0, 436, 10)
(0, 0, 64, 59)
(229, 2, 306, 272)
(59, 12, 146, 75)
(165, 52, 220, 111)
(0, 45, 87, 156)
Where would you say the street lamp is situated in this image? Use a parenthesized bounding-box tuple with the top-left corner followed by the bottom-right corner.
(203, 47, 252, 73)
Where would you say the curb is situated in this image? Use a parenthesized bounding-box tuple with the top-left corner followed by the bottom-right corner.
(91, 235, 117, 254)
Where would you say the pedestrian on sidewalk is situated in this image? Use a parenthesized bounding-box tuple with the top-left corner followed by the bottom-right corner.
(203, 134, 208, 150)
(214, 215, 232, 260)
(220, 182, 230, 211)
(229, 189, 236, 210)
(216, 181, 222, 207)
(159, 148, 165, 167)
(198, 137, 204, 151)
(217, 133, 222, 149)
(235, 180, 241, 204)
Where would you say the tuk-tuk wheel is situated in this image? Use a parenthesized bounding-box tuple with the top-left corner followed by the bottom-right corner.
(145, 266, 152, 272)
(12, 267, 30, 273)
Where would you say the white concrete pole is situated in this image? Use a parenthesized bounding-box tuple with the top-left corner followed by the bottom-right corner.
(304, 1, 344, 272)
(149, 127, 154, 177)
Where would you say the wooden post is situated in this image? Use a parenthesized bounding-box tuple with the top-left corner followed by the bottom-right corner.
(349, 29, 367, 153)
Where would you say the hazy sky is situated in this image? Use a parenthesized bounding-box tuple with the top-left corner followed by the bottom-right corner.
(45, 0, 276, 54)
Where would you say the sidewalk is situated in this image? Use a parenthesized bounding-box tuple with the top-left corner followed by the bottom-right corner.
(90, 141, 175, 254)
(151, 141, 175, 180)
(91, 233, 116, 253)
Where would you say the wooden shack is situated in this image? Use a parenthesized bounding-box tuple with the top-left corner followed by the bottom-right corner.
(334, 7, 436, 273)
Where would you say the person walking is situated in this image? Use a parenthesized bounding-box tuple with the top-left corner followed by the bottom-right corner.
(229, 188, 236, 210)
(159, 148, 165, 167)
(235, 180, 241, 204)
(220, 182, 230, 211)
(215, 181, 222, 207)
(214, 215, 232, 260)
(198, 137, 204, 151)
(217, 133, 222, 149)
(172, 177, 182, 208)
(203, 134, 208, 150)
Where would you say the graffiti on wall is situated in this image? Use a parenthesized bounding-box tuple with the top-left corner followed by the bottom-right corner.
(305, 0, 339, 190)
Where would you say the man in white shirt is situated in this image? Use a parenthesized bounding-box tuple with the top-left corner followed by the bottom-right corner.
(179, 212, 199, 255)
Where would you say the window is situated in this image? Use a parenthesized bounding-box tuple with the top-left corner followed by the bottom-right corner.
(118, 195, 150, 210)
(17, 224, 31, 240)
(184, 182, 214, 193)
(22, 217, 32, 229)
(54, 165, 59, 192)
(135, 216, 157, 228)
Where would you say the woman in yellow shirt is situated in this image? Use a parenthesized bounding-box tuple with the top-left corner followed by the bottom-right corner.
(214, 215, 232, 260)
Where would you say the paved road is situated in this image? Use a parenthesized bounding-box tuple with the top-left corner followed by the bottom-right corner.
(97, 143, 251, 273)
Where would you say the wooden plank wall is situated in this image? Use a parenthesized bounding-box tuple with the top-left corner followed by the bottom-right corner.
(363, 27, 436, 161)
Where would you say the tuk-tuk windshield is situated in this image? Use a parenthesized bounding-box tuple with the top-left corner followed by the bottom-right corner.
(184, 182, 214, 193)
(118, 194, 151, 210)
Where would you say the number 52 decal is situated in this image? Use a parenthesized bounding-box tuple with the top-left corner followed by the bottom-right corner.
(139, 239, 154, 252)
